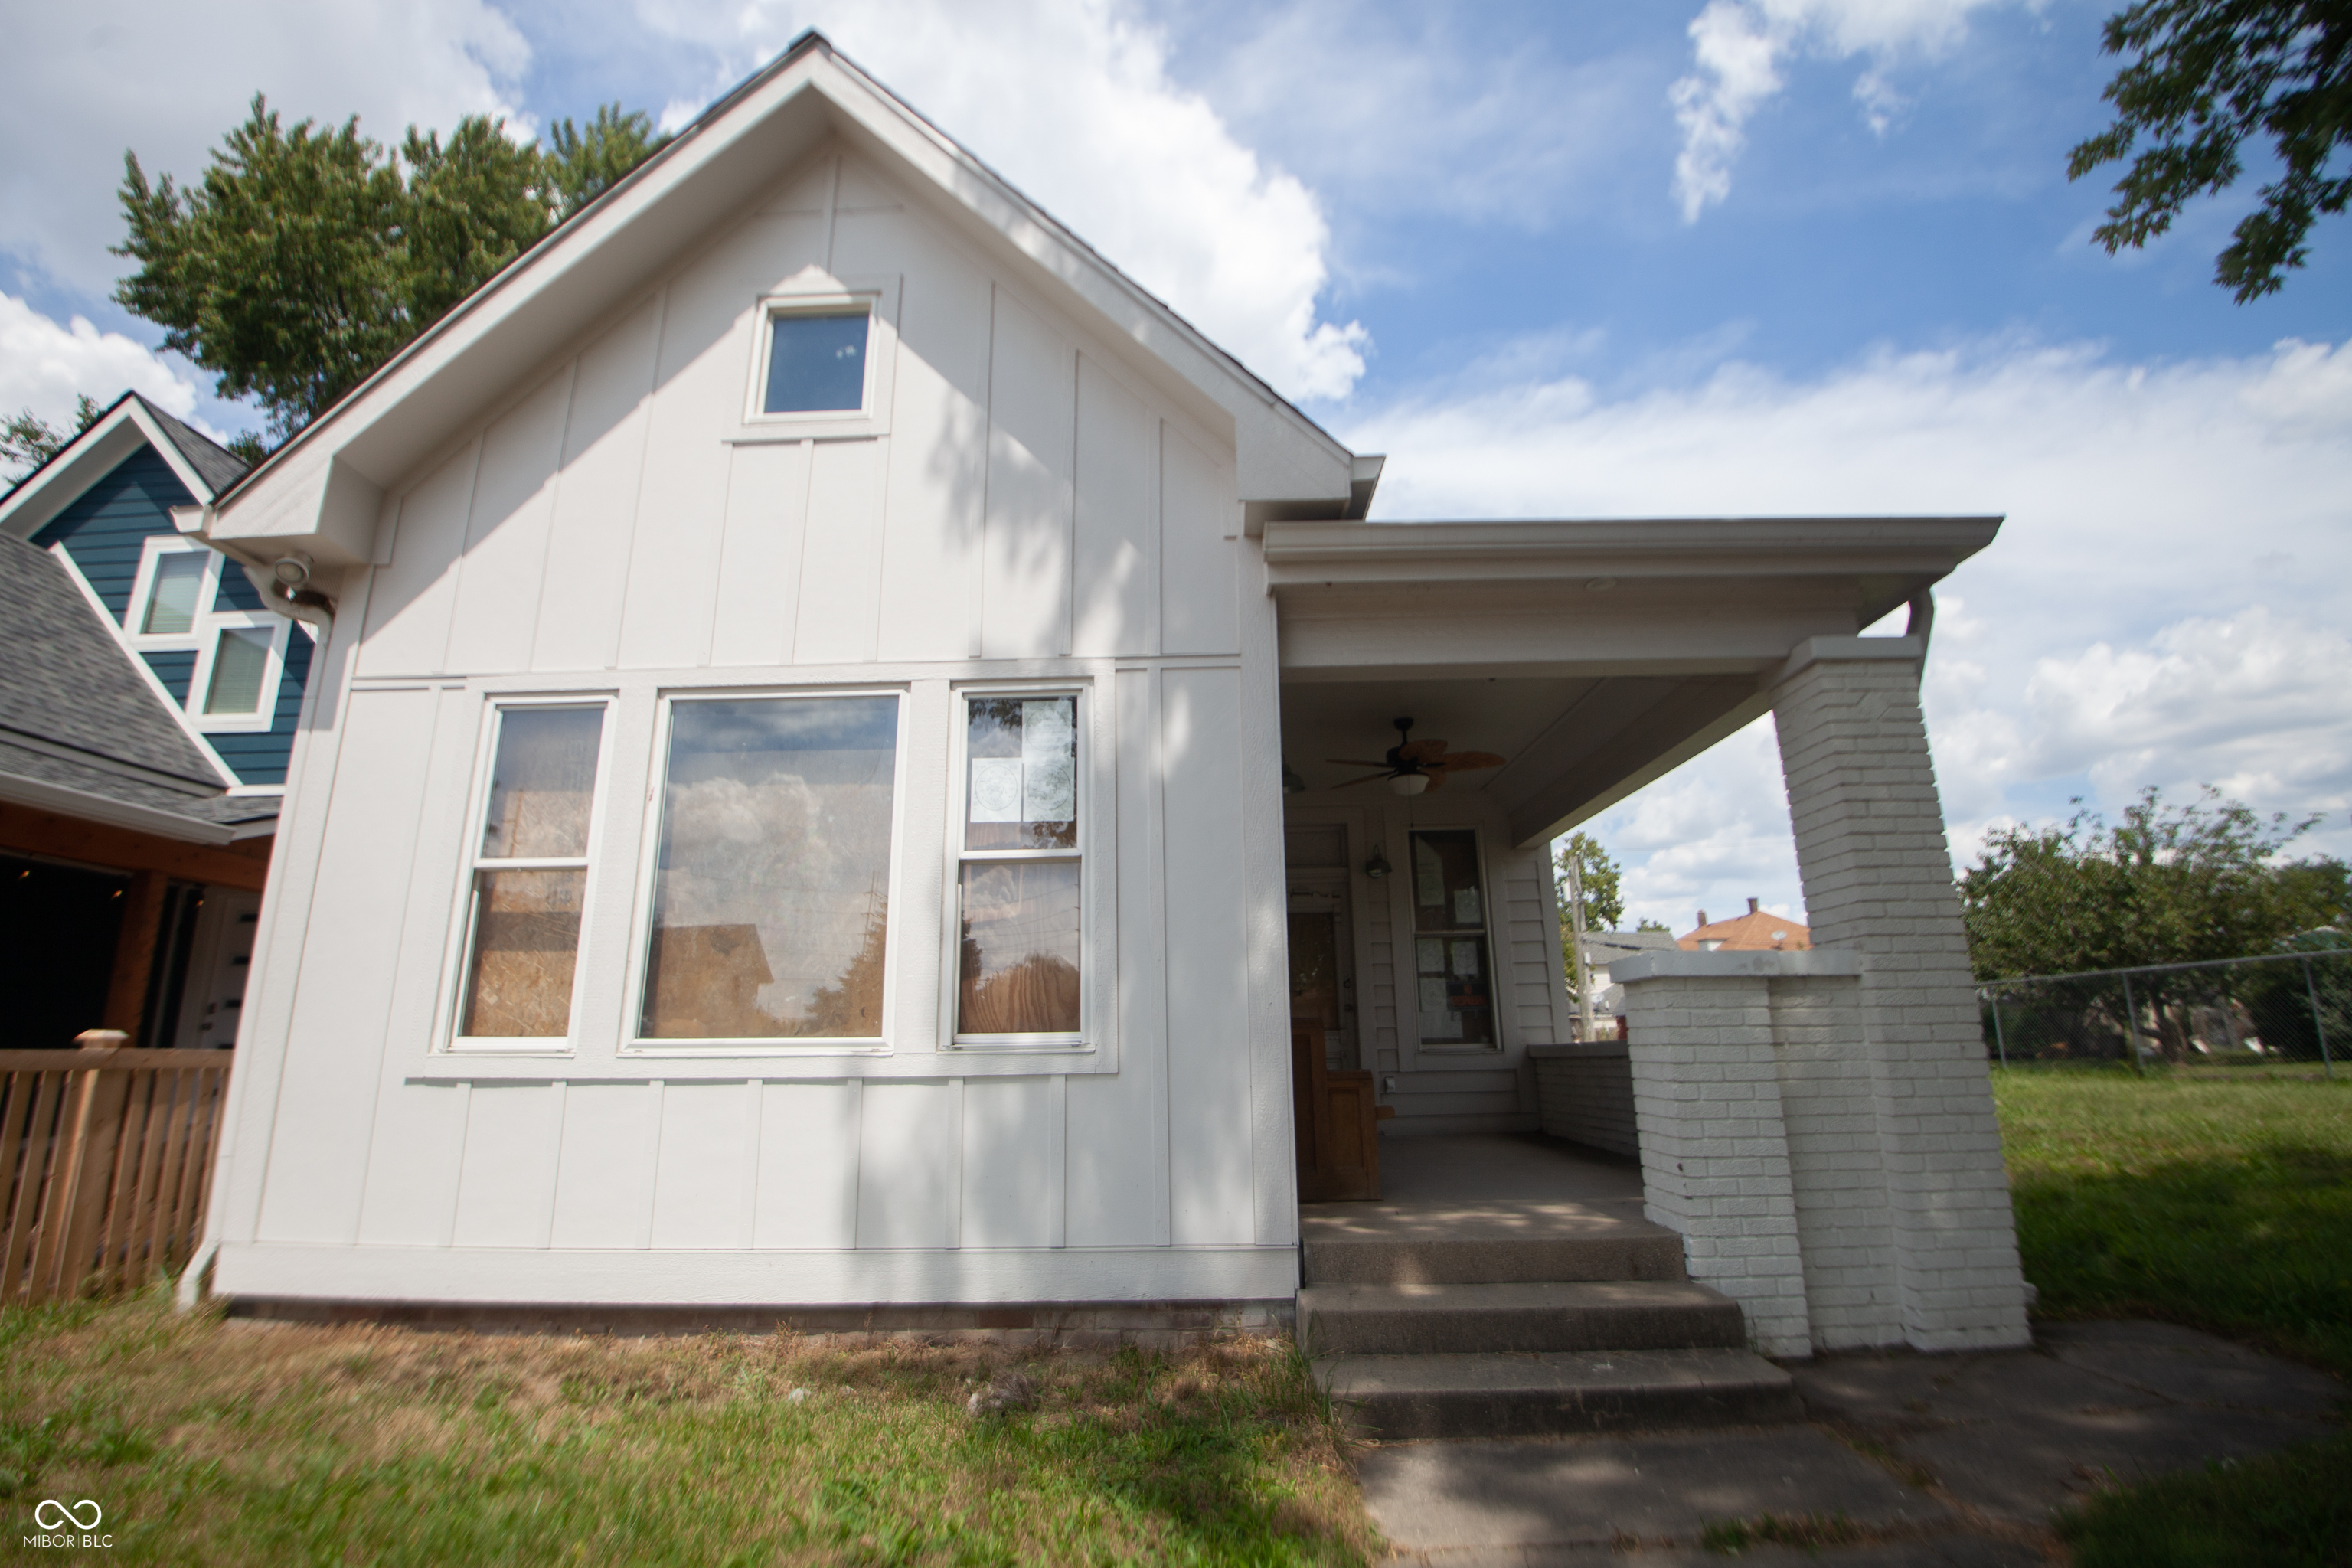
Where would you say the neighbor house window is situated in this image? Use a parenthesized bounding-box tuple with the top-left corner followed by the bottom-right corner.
(761, 309, 871, 414)
(139, 550, 208, 634)
(452, 703, 609, 1044)
(126, 536, 290, 733)
(954, 693, 1081, 1043)
(1409, 829, 1494, 1047)
(636, 694, 902, 1044)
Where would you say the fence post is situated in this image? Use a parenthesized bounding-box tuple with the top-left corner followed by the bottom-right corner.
(2121, 971, 2146, 1076)
(1988, 988, 2008, 1067)
(2305, 958, 2333, 1080)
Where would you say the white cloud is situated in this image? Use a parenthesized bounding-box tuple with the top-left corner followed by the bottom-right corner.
(1591, 717, 1808, 934)
(0, 293, 213, 477)
(1, 0, 532, 299)
(1380, 332, 2352, 917)
(1669, 0, 2020, 220)
(633, 0, 1368, 400)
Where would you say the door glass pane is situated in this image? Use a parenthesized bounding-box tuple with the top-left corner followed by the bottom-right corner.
(641, 696, 898, 1040)
(141, 553, 207, 633)
(481, 707, 604, 859)
(202, 627, 271, 714)
(459, 869, 586, 1036)
(959, 860, 1081, 1034)
(1410, 830, 1494, 1046)
(965, 696, 1076, 850)
(763, 312, 868, 413)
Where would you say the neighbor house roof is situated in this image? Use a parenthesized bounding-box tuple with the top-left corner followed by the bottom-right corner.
(0, 534, 275, 843)
(1678, 900, 1811, 952)
(204, 30, 1364, 573)
(1, 392, 248, 541)
(1579, 929, 1679, 964)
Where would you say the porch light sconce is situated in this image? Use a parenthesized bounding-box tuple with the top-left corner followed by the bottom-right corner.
(1390, 773, 1429, 798)
(1364, 851, 1392, 880)
(1282, 763, 1306, 795)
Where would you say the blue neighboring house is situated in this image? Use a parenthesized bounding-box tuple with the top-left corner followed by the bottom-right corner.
(0, 394, 315, 1050)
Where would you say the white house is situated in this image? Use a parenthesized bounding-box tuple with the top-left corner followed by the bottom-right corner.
(181, 35, 2029, 1375)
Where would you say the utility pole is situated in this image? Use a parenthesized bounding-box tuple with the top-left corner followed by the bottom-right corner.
(1566, 849, 1593, 1042)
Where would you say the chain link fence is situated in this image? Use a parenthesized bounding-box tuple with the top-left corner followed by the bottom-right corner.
(1979, 946, 2351, 1075)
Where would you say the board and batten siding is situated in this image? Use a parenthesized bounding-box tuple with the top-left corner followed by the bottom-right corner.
(216, 143, 1295, 1308)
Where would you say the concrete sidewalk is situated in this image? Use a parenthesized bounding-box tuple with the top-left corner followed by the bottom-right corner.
(1355, 1319, 2343, 1565)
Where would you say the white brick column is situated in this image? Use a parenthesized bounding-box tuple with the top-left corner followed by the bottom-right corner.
(1616, 962, 1811, 1357)
(1770, 636, 2030, 1350)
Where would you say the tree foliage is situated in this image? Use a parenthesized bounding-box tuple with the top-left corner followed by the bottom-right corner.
(2, 395, 102, 482)
(1959, 786, 2347, 981)
(114, 96, 671, 443)
(2069, 0, 2352, 300)
(1554, 832, 1629, 990)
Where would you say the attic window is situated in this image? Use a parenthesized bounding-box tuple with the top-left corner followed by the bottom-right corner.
(762, 310, 870, 413)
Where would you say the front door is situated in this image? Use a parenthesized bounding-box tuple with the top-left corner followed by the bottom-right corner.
(175, 889, 260, 1050)
(1287, 878, 1355, 1070)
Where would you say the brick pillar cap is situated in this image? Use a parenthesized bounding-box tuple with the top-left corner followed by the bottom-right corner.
(1772, 635, 1921, 690)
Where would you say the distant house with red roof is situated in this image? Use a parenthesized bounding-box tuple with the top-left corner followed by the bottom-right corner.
(1678, 897, 1811, 952)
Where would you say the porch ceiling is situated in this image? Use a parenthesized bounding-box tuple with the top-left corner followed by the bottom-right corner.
(1268, 514, 2000, 849)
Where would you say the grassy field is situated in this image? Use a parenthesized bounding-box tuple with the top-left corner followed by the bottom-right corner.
(1992, 1063, 2352, 1376)
(0, 1296, 1376, 1565)
(1993, 1065, 2352, 1565)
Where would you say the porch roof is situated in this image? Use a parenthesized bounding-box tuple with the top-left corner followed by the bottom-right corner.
(1268, 514, 1999, 849)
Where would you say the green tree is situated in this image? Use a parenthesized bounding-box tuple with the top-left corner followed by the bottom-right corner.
(1554, 831, 1625, 935)
(2069, 0, 2352, 300)
(544, 104, 672, 217)
(1960, 786, 2341, 979)
(2, 394, 102, 481)
(114, 95, 670, 444)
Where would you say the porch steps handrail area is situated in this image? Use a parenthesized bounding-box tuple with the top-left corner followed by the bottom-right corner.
(0, 1049, 231, 1305)
(1300, 1193, 1798, 1438)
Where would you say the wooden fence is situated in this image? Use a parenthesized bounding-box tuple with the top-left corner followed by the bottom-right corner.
(1, 1050, 231, 1305)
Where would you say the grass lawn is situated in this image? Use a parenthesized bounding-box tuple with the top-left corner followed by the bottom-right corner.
(0, 1295, 1377, 1565)
(1992, 1065, 2352, 1566)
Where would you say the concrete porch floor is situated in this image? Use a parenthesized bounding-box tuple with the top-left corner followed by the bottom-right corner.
(1300, 1132, 1651, 1240)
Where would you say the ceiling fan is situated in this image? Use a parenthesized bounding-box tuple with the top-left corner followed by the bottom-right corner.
(1328, 717, 1505, 796)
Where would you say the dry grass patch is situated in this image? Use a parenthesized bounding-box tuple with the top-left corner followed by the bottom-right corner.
(0, 1292, 1377, 1565)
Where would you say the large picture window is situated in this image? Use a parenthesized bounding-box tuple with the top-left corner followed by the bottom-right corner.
(954, 693, 1082, 1043)
(1409, 828, 1495, 1047)
(638, 694, 901, 1043)
(453, 703, 609, 1044)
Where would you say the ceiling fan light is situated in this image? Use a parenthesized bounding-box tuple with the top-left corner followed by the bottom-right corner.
(1390, 773, 1430, 797)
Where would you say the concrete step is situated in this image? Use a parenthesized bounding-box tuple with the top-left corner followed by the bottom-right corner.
(1298, 1279, 1747, 1357)
(1318, 1348, 1802, 1440)
(1301, 1225, 1688, 1285)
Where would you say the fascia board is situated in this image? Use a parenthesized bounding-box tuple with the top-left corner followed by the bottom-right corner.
(0, 771, 237, 847)
(1, 398, 220, 540)
(216, 38, 1353, 557)
(1261, 515, 2004, 588)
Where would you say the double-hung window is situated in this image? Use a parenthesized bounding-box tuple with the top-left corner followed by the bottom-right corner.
(1409, 828, 1496, 1048)
(452, 703, 610, 1045)
(953, 692, 1083, 1044)
(635, 694, 903, 1045)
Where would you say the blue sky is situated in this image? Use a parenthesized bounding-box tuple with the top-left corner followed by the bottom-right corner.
(6, 0, 2348, 930)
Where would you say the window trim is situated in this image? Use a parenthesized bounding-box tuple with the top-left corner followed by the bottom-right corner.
(618, 684, 911, 1057)
(1402, 825, 1505, 1057)
(126, 535, 292, 735)
(728, 273, 900, 443)
(945, 682, 1092, 1051)
(438, 696, 618, 1056)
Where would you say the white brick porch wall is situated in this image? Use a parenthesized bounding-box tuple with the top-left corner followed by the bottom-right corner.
(1770, 636, 2030, 1351)
(1616, 965, 1812, 1357)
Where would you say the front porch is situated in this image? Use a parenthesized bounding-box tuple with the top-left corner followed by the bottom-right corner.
(1272, 514, 2030, 1362)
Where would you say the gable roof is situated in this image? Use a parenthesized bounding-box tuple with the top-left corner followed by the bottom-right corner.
(1, 391, 248, 541)
(0, 534, 273, 843)
(1679, 903, 1811, 952)
(205, 31, 1361, 570)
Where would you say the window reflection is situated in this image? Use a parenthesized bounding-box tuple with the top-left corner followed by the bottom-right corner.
(640, 696, 899, 1040)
